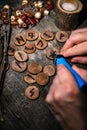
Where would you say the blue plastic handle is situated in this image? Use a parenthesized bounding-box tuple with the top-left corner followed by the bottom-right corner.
(55, 57, 87, 89)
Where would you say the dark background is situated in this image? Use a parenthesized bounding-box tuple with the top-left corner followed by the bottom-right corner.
(0, 1, 87, 130)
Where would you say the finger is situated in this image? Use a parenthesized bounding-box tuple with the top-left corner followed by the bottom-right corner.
(61, 41, 87, 57)
(71, 56, 87, 64)
(46, 84, 55, 103)
(61, 31, 87, 51)
(72, 65, 87, 82)
(72, 27, 87, 34)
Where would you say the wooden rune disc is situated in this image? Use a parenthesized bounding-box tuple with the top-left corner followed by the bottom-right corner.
(25, 86, 40, 100)
(40, 30, 54, 41)
(28, 62, 43, 74)
(8, 44, 18, 56)
(14, 34, 26, 46)
(46, 48, 60, 60)
(26, 29, 39, 41)
(24, 72, 36, 84)
(36, 72, 49, 86)
(34, 38, 48, 50)
(11, 60, 27, 72)
(24, 43, 36, 54)
(56, 31, 68, 42)
(43, 65, 56, 77)
(14, 50, 28, 62)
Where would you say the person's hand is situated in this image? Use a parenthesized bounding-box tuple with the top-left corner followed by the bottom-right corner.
(61, 28, 87, 64)
(46, 64, 87, 130)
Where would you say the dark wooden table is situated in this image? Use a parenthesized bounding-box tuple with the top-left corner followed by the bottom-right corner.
(0, 1, 87, 130)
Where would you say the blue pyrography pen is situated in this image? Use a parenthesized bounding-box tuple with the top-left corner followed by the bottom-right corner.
(53, 54, 87, 89)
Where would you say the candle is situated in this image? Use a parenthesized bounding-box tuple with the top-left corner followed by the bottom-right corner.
(62, 2, 77, 11)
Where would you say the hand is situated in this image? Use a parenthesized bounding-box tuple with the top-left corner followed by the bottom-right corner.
(46, 64, 87, 130)
(61, 28, 87, 64)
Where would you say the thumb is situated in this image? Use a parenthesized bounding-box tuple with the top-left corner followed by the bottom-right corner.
(57, 64, 77, 84)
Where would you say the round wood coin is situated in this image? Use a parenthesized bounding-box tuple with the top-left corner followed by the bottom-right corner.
(8, 44, 18, 56)
(46, 48, 59, 60)
(35, 38, 48, 50)
(14, 34, 26, 46)
(25, 86, 40, 100)
(28, 62, 42, 74)
(24, 43, 36, 54)
(43, 65, 56, 77)
(56, 31, 68, 42)
(11, 60, 27, 72)
(24, 72, 36, 84)
(26, 29, 39, 41)
(36, 72, 49, 86)
(14, 50, 28, 62)
(40, 30, 54, 41)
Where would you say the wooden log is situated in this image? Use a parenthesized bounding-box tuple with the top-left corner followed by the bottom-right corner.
(55, 0, 83, 31)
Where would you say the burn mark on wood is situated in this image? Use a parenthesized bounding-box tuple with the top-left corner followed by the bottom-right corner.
(28, 33, 35, 38)
(15, 61, 22, 69)
(37, 40, 43, 47)
(18, 52, 23, 60)
(16, 36, 25, 44)
(29, 88, 35, 97)
(44, 32, 52, 38)
(25, 73, 35, 80)
(59, 33, 64, 40)
(25, 46, 34, 50)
